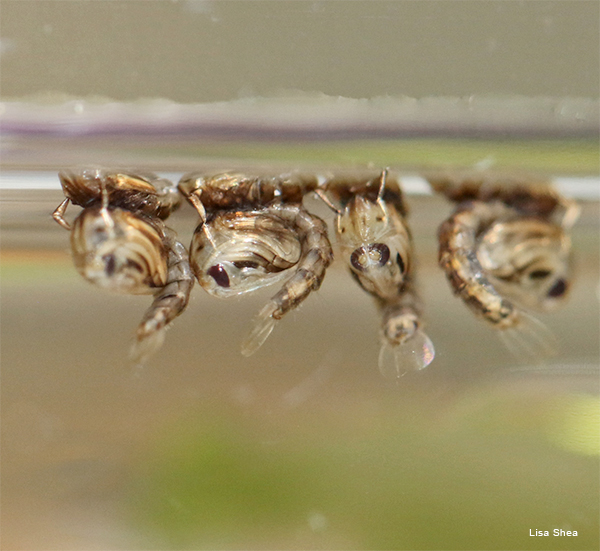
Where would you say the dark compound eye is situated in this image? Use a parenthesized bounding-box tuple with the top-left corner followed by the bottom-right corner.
(208, 263, 230, 288)
(396, 252, 406, 273)
(369, 243, 390, 266)
(350, 243, 391, 272)
(103, 254, 116, 276)
(125, 258, 144, 273)
(350, 248, 366, 272)
(529, 269, 552, 280)
(91, 226, 108, 243)
(547, 278, 567, 298)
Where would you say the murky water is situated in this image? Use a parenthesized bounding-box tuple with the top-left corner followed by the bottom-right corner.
(1, 165, 598, 550)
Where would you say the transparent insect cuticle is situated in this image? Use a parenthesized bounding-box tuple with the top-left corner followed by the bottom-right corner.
(53, 168, 578, 372)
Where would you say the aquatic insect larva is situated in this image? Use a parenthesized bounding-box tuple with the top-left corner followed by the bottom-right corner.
(427, 170, 580, 360)
(178, 172, 334, 356)
(53, 168, 194, 362)
(316, 169, 435, 378)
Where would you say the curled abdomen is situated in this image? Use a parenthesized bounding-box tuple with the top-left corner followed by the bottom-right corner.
(241, 207, 333, 356)
(132, 232, 195, 363)
(269, 216, 333, 320)
(438, 206, 517, 328)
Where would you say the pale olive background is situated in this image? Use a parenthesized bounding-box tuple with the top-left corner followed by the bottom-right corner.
(1, 0, 599, 101)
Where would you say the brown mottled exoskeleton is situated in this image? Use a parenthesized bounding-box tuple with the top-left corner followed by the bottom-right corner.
(316, 170, 435, 378)
(427, 170, 580, 359)
(52, 168, 194, 362)
(178, 172, 333, 356)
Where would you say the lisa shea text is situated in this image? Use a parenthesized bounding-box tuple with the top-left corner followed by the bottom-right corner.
(530, 529, 578, 536)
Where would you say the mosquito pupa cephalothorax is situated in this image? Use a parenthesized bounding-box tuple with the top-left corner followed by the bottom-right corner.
(53, 168, 194, 363)
(427, 169, 580, 360)
(317, 169, 435, 378)
(178, 172, 334, 356)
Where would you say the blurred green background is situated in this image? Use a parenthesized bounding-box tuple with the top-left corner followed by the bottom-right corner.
(1, 194, 598, 550)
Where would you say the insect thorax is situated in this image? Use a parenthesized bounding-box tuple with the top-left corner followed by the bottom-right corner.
(190, 208, 305, 297)
(477, 217, 571, 311)
(179, 172, 316, 210)
(59, 169, 180, 219)
(71, 207, 168, 294)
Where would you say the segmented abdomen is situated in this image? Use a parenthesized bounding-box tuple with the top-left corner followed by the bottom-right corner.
(438, 202, 518, 328)
(137, 231, 194, 338)
(266, 205, 333, 320)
